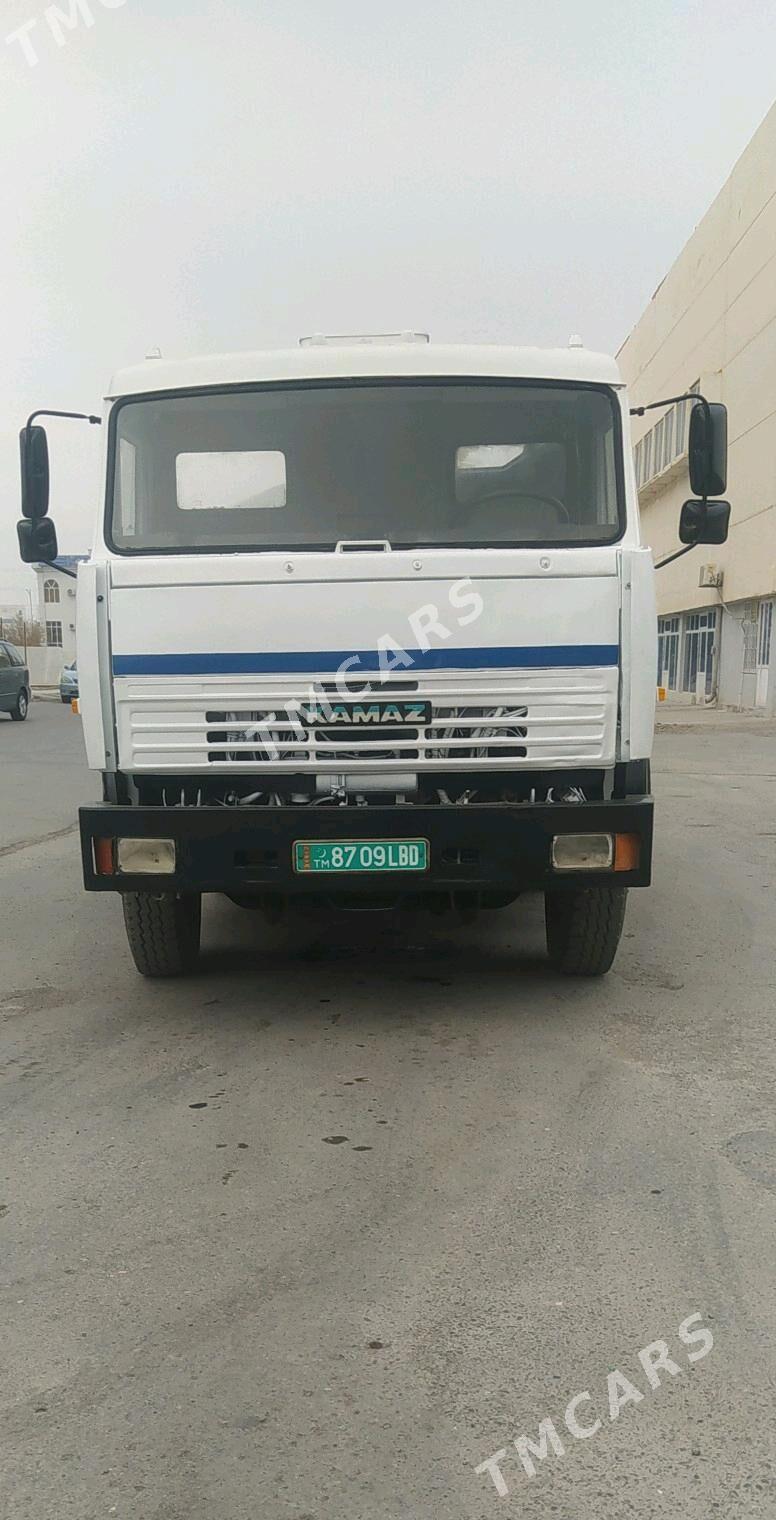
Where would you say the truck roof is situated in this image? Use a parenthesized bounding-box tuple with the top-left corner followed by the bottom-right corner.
(106, 343, 623, 398)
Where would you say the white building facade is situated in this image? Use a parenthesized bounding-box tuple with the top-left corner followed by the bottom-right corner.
(619, 102, 776, 711)
(33, 557, 84, 664)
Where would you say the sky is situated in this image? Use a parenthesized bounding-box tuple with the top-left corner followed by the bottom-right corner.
(1, 0, 775, 604)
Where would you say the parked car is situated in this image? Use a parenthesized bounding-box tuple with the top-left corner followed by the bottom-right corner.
(0, 641, 30, 721)
(60, 661, 78, 703)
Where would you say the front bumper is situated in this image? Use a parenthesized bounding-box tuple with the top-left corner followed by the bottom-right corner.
(79, 798, 653, 894)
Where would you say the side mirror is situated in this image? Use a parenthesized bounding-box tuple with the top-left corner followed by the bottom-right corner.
(17, 516, 59, 563)
(679, 498, 731, 546)
(19, 424, 50, 519)
(688, 401, 727, 498)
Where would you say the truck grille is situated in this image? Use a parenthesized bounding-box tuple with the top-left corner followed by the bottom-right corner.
(117, 667, 618, 772)
(205, 698, 529, 763)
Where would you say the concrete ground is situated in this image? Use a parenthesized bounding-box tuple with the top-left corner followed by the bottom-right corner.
(2, 702, 776, 1519)
(656, 701, 776, 733)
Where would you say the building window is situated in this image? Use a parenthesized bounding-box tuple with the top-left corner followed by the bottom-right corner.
(674, 397, 688, 461)
(740, 602, 759, 674)
(633, 379, 700, 492)
(44, 578, 60, 604)
(653, 417, 665, 476)
(757, 600, 773, 669)
(642, 430, 652, 483)
(46, 620, 63, 648)
(663, 406, 674, 466)
(658, 615, 681, 690)
(682, 608, 717, 695)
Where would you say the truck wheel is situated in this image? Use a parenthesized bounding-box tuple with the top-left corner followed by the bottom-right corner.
(11, 688, 29, 721)
(545, 886, 627, 976)
(122, 892, 202, 977)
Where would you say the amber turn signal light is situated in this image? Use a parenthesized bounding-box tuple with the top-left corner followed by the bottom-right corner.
(614, 833, 640, 871)
(93, 837, 114, 875)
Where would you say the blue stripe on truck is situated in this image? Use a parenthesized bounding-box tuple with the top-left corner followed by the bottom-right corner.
(112, 645, 619, 676)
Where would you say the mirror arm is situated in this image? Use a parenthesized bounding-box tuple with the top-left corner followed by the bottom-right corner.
(655, 542, 697, 571)
(43, 558, 77, 580)
(630, 391, 711, 424)
(25, 408, 101, 429)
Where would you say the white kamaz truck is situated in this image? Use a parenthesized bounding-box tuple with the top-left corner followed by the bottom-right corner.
(18, 337, 730, 977)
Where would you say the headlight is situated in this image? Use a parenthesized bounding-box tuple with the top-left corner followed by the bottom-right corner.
(551, 833, 614, 870)
(116, 838, 176, 874)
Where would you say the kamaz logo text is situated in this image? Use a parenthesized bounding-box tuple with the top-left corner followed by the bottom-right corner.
(299, 701, 430, 726)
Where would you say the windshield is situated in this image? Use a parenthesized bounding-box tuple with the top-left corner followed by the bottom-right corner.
(108, 381, 623, 553)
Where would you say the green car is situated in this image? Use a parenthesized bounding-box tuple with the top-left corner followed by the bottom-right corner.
(0, 641, 30, 721)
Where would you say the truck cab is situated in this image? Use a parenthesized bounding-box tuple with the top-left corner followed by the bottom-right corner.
(17, 338, 730, 976)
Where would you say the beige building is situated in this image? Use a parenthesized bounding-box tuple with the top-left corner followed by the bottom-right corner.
(619, 101, 776, 711)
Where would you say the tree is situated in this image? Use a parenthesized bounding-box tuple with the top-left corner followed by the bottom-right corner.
(1, 612, 46, 648)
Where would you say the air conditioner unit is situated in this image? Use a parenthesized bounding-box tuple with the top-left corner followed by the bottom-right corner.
(699, 564, 722, 588)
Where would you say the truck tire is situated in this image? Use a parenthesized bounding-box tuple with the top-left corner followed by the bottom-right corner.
(545, 886, 627, 976)
(122, 892, 202, 977)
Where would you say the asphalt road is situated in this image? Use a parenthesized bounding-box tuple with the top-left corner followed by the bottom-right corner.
(0, 697, 96, 852)
(2, 704, 776, 1519)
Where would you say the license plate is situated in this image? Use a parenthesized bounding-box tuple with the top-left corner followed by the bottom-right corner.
(293, 838, 429, 874)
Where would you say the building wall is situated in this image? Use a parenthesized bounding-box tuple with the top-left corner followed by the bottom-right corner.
(27, 647, 70, 687)
(618, 102, 776, 709)
(34, 567, 78, 663)
(716, 602, 754, 709)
